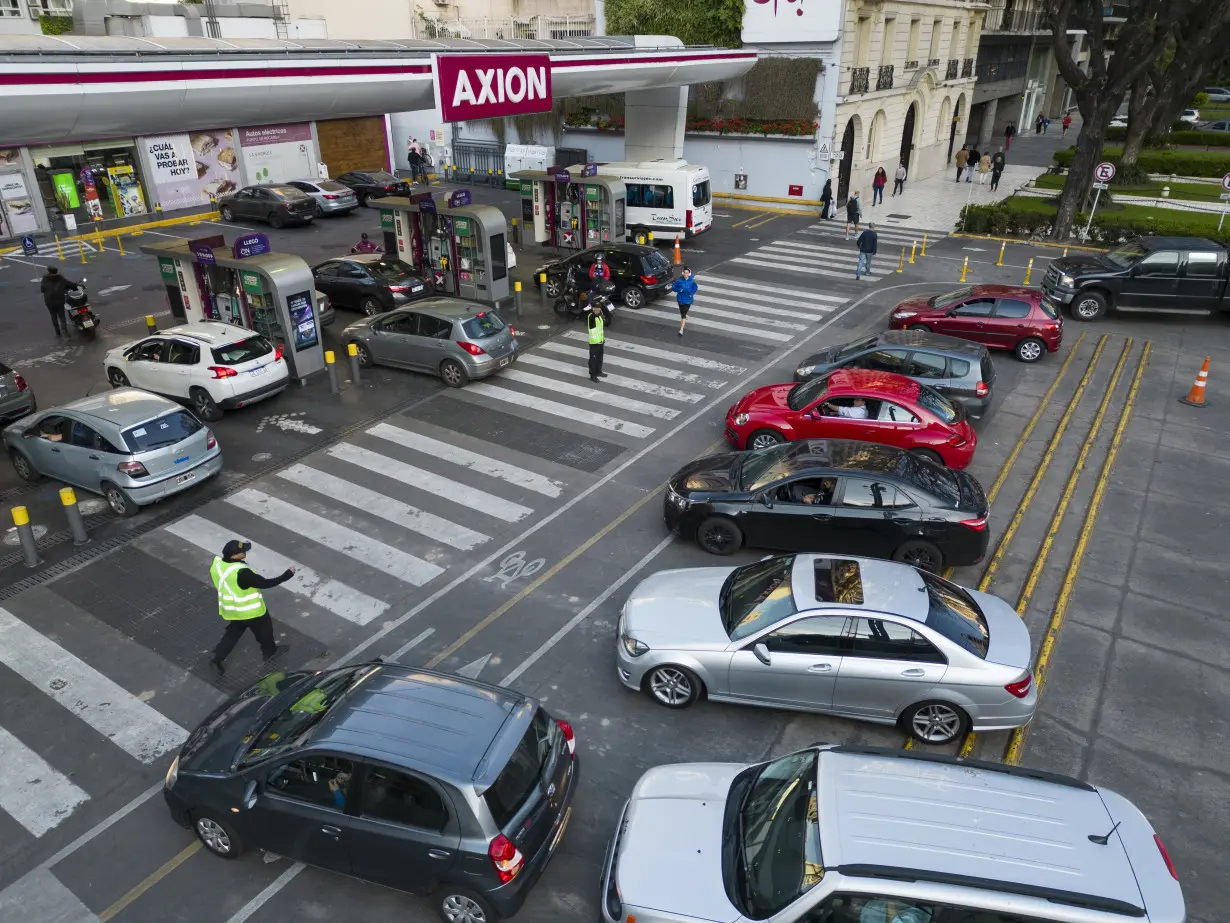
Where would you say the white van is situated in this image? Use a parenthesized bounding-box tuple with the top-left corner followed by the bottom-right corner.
(588, 160, 713, 244)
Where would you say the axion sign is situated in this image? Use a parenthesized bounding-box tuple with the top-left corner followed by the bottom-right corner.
(434, 54, 552, 123)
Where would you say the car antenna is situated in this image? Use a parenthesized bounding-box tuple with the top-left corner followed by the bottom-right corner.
(1088, 821, 1122, 846)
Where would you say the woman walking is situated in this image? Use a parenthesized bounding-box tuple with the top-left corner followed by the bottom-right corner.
(671, 267, 698, 337)
(978, 151, 992, 186)
(819, 178, 833, 219)
(845, 191, 862, 240)
(872, 167, 887, 206)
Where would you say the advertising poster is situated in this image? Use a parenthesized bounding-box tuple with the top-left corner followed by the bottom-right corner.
(0, 150, 20, 167)
(107, 165, 148, 217)
(189, 130, 239, 203)
(240, 123, 315, 186)
(80, 169, 104, 218)
(51, 171, 80, 211)
(0, 173, 39, 236)
(286, 290, 319, 351)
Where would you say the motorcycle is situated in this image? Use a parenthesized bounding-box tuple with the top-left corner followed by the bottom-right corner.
(554, 270, 616, 323)
(65, 281, 99, 340)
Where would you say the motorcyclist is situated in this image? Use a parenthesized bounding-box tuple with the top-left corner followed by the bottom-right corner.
(587, 253, 611, 291)
(351, 232, 382, 254)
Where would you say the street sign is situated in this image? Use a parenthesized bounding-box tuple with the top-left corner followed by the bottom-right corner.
(1092, 182, 1109, 190)
(20, 235, 36, 256)
(231, 232, 271, 259)
(447, 189, 472, 208)
(1094, 161, 1116, 183)
(818, 142, 831, 156)
(1222, 172, 1230, 191)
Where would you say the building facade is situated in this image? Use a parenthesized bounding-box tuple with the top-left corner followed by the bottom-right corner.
(969, 0, 1062, 147)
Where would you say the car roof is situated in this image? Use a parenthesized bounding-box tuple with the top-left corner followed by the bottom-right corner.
(818, 747, 1146, 917)
(826, 368, 921, 400)
(1142, 235, 1222, 250)
(861, 330, 988, 357)
(58, 387, 183, 430)
(158, 322, 256, 346)
(792, 553, 927, 618)
(400, 297, 497, 319)
(309, 664, 533, 788)
(967, 284, 1040, 299)
(749, 440, 913, 483)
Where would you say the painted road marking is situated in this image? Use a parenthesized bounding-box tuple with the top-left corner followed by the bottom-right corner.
(228, 489, 445, 586)
(518, 354, 706, 403)
(732, 255, 881, 281)
(0, 726, 90, 837)
(388, 627, 436, 661)
(540, 341, 729, 389)
(692, 285, 839, 313)
(164, 515, 389, 626)
(663, 300, 809, 331)
(497, 368, 683, 420)
(701, 274, 850, 304)
(0, 607, 188, 764)
(697, 293, 832, 320)
(561, 330, 747, 372)
(0, 868, 99, 922)
(465, 382, 656, 439)
(762, 239, 861, 261)
(636, 307, 793, 342)
(279, 463, 490, 550)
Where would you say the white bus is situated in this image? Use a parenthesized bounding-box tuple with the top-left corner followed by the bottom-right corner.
(588, 160, 713, 245)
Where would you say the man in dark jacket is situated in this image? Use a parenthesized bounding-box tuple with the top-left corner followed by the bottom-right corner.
(855, 222, 878, 280)
(966, 146, 979, 183)
(990, 148, 1007, 191)
(407, 147, 423, 185)
(209, 539, 293, 674)
(40, 266, 77, 337)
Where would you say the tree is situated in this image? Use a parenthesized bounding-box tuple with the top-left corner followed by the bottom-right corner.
(604, 0, 745, 48)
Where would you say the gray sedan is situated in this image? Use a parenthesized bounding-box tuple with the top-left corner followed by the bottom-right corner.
(615, 553, 1036, 745)
(285, 178, 359, 216)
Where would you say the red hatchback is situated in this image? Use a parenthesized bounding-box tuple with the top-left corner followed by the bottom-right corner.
(725, 369, 978, 468)
(887, 284, 1062, 363)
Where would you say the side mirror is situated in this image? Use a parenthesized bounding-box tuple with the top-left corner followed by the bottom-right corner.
(752, 643, 771, 666)
(1129, 264, 1141, 277)
(242, 779, 259, 810)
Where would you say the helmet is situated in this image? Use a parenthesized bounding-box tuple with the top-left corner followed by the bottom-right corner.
(594, 252, 604, 261)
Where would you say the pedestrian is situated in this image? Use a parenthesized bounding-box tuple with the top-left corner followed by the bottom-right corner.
(855, 221, 878, 280)
(845, 191, 862, 239)
(1043, 114, 1051, 134)
(39, 266, 76, 338)
(419, 148, 433, 184)
(819, 178, 833, 219)
(978, 151, 992, 186)
(407, 146, 423, 185)
(209, 539, 292, 675)
(955, 146, 969, 182)
(872, 167, 887, 206)
(990, 147, 1006, 191)
(1062, 113, 1072, 137)
(1005, 122, 1015, 150)
(892, 161, 907, 196)
(587, 301, 606, 382)
(1035, 113, 1043, 135)
(671, 266, 698, 336)
(966, 146, 979, 183)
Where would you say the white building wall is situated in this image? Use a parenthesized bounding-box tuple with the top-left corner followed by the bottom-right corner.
(288, 0, 414, 38)
(215, 16, 278, 39)
(143, 15, 189, 37)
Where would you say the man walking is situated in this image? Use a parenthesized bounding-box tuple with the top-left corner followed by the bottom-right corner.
(845, 191, 862, 240)
(955, 146, 969, 182)
(855, 222, 878, 281)
(990, 147, 1006, 191)
(587, 301, 606, 382)
(1062, 113, 1072, 137)
(40, 266, 76, 338)
(671, 266, 698, 336)
(966, 145, 979, 182)
(209, 539, 293, 674)
(407, 146, 423, 185)
(1005, 122, 1015, 151)
(892, 161, 907, 196)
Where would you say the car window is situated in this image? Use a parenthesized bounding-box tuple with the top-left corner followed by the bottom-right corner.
(902, 455, 961, 503)
(841, 479, 914, 509)
(787, 376, 830, 412)
(927, 287, 972, 309)
(484, 707, 555, 829)
(605, 252, 634, 274)
(314, 262, 340, 278)
(69, 421, 100, 449)
(343, 263, 369, 279)
(368, 171, 398, 184)
(916, 386, 958, 424)
(720, 556, 799, 642)
(919, 571, 989, 658)
(949, 357, 971, 378)
(211, 335, 273, 365)
(776, 476, 837, 505)
(875, 401, 920, 423)
(380, 313, 418, 335)
(132, 339, 167, 362)
(317, 180, 350, 193)
(166, 341, 199, 366)
(267, 756, 355, 810)
(951, 298, 995, 317)
(995, 298, 1032, 319)
(462, 312, 506, 339)
(904, 351, 947, 378)
(36, 415, 70, 441)
(807, 893, 937, 922)
(693, 179, 711, 207)
(1038, 297, 1059, 320)
(120, 410, 201, 453)
(366, 258, 416, 283)
(1138, 251, 1180, 276)
(834, 336, 878, 361)
(642, 250, 672, 274)
(1185, 251, 1222, 277)
(415, 315, 452, 339)
(361, 766, 448, 830)
(861, 349, 909, 373)
(761, 615, 848, 655)
(849, 618, 945, 663)
(286, 181, 313, 193)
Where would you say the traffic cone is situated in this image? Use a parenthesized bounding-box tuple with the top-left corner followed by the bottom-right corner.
(672, 233, 682, 265)
(1180, 356, 1211, 407)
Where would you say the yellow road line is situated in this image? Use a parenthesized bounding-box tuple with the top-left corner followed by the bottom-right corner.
(731, 211, 771, 228)
(746, 214, 783, 230)
(99, 840, 201, 922)
(1005, 342, 1151, 765)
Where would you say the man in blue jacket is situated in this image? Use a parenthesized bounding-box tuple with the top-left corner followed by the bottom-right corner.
(855, 222, 878, 280)
(671, 267, 698, 336)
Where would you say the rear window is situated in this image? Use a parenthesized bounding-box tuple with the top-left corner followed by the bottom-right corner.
(920, 571, 989, 658)
(903, 455, 961, 504)
(484, 708, 554, 829)
(368, 171, 399, 185)
(269, 185, 307, 200)
(916, 385, 958, 424)
(692, 179, 711, 207)
(1039, 298, 1059, 320)
(121, 410, 202, 453)
(317, 180, 350, 193)
(980, 354, 996, 384)
(212, 335, 273, 365)
(0, 360, 12, 375)
(462, 312, 506, 339)
(367, 259, 417, 283)
(641, 250, 671, 274)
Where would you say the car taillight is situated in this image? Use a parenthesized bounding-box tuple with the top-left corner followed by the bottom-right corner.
(946, 433, 968, 447)
(388, 285, 410, 293)
(639, 274, 656, 285)
(322, 193, 339, 200)
(384, 185, 396, 192)
(1005, 674, 1033, 698)
(488, 834, 524, 884)
(13, 374, 27, 392)
(959, 517, 987, 531)
(1155, 834, 1179, 880)
(975, 380, 989, 397)
(275, 344, 285, 361)
(686, 208, 693, 228)
(557, 719, 576, 756)
(206, 430, 217, 450)
(117, 460, 149, 478)
(208, 366, 238, 379)
(457, 341, 486, 356)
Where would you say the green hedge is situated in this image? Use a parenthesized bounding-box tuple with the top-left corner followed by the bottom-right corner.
(1104, 126, 1230, 147)
(959, 196, 1230, 245)
(1053, 145, 1230, 177)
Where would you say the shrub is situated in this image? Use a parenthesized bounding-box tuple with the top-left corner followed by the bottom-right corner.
(1102, 127, 1230, 147)
(1052, 145, 1230, 177)
(958, 196, 1230, 245)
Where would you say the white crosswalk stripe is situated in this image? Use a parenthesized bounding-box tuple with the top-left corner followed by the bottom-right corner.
(804, 224, 942, 246)
(636, 306, 793, 341)
(540, 340, 730, 389)
(701, 274, 849, 305)
(466, 382, 657, 438)
(518, 353, 706, 403)
(694, 293, 831, 321)
(560, 331, 747, 372)
(0, 725, 89, 837)
(498, 368, 683, 419)
(651, 300, 808, 333)
(731, 254, 881, 282)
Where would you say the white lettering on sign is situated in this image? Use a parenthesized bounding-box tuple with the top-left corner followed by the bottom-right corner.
(452, 66, 547, 109)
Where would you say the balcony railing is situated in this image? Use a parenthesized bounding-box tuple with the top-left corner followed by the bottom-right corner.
(850, 66, 870, 94)
(905, 59, 919, 70)
(927, 57, 941, 67)
(983, 0, 1050, 32)
(946, 58, 960, 80)
(962, 57, 974, 78)
(876, 64, 895, 91)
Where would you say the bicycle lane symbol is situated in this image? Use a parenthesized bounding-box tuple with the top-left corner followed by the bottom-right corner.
(483, 550, 546, 590)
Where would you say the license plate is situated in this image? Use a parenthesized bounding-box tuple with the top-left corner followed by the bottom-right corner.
(81, 320, 94, 328)
(175, 471, 195, 485)
(249, 366, 267, 376)
(498, 357, 511, 368)
(412, 285, 425, 293)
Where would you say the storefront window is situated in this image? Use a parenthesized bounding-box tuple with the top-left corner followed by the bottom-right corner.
(31, 142, 151, 224)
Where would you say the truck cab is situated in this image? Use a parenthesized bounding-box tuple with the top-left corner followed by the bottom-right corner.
(1042, 235, 1228, 321)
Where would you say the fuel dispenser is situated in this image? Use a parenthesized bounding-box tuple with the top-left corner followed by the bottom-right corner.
(514, 167, 626, 250)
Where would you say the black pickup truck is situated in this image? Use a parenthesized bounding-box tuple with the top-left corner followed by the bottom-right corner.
(1041, 236, 1230, 321)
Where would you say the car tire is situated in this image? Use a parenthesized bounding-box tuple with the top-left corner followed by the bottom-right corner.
(10, 450, 39, 483)
(440, 359, 469, 389)
(190, 387, 223, 422)
(360, 296, 382, 317)
(901, 700, 969, 746)
(696, 516, 742, 555)
(1015, 337, 1046, 363)
(621, 286, 645, 309)
(907, 323, 932, 332)
(644, 664, 702, 709)
(269, 212, 285, 230)
(747, 428, 785, 451)
(1071, 291, 1108, 321)
(352, 341, 373, 368)
(220, 206, 235, 222)
(314, 202, 324, 218)
(553, 298, 570, 316)
(910, 448, 945, 466)
(357, 192, 369, 207)
(102, 481, 138, 518)
(434, 886, 499, 923)
(106, 367, 129, 389)
(892, 539, 944, 572)
(194, 814, 245, 860)
(545, 279, 563, 298)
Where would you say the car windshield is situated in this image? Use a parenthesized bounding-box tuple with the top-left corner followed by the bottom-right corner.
(1103, 240, 1148, 269)
(462, 312, 506, 339)
(739, 443, 804, 490)
(787, 376, 829, 412)
(920, 571, 989, 658)
(212, 335, 273, 365)
(720, 556, 798, 641)
(120, 409, 201, 453)
(483, 708, 557, 829)
(366, 258, 417, 283)
(722, 750, 823, 919)
(903, 455, 961, 504)
(835, 336, 878, 360)
(916, 385, 958, 424)
(927, 287, 972, 309)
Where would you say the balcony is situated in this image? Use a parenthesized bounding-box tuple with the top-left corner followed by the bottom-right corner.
(927, 57, 941, 67)
(962, 57, 974, 78)
(876, 64, 895, 91)
(983, 0, 1050, 33)
(850, 66, 870, 95)
(946, 58, 960, 80)
(905, 59, 919, 70)
(976, 58, 1028, 83)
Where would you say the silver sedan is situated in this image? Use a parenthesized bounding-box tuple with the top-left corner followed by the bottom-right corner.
(615, 553, 1036, 745)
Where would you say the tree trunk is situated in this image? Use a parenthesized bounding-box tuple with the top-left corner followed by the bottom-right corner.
(1053, 97, 1116, 240)
(1119, 77, 1155, 170)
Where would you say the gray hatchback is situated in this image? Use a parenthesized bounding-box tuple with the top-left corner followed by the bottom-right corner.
(343, 299, 518, 388)
(0, 360, 36, 425)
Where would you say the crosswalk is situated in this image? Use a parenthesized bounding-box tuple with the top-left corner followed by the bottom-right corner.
(728, 223, 947, 285)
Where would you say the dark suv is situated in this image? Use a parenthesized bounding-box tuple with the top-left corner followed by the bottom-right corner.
(164, 662, 578, 923)
(334, 170, 412, 205)
(533, 243, 673, 309)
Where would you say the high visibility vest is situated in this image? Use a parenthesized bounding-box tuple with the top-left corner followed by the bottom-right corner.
(210, 556, 267, 621)
(588, 314, 604, 345)
(290, 689, 329, 715)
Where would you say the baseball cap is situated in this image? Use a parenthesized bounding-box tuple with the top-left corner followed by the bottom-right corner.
(222, 539, 252, 559)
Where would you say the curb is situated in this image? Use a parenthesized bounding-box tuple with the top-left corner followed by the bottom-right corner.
(950, 231, 1108, 252)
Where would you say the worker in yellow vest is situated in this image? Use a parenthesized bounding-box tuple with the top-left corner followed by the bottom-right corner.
(209, 539, 295, 675)
(587, 300, 607, 382)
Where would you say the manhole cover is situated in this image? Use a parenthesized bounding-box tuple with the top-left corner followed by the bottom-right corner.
(4, 524, 48, 546)
(252, 452, 273, 462)
(77, 498, 108, 516)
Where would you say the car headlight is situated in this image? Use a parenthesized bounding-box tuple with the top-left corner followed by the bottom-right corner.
(734, 413, 750, 426)
(892, 311, 917, 319)
(165, 754, 179, 790)
(621, 634, 649, 657)
(796, 365, 815, 377)
(1059, 274, 1075, 286)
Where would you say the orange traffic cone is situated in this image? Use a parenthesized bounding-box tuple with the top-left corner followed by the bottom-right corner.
(1180, 356, 1211, 407)
(673, 233, 682, 265)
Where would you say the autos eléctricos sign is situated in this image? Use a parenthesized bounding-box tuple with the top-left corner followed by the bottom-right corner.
(434, 54, 552, 122)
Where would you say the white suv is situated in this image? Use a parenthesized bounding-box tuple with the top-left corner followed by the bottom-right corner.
(104, 322, 289, 421)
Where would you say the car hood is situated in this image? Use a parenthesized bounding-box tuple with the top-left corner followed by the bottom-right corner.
(622, 568, 735, 648)
(735, 383, 794, 415)
(968, 588, 1033, 670)
(618, 763, 745, 923)
(670, 453, 740, 496)
(1053, 254, 1115, 276)
(892, 294, 935, 314)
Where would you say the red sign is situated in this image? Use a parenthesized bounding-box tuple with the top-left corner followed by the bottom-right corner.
(788, 184, 804, 197)
(434, 54, 552, 123)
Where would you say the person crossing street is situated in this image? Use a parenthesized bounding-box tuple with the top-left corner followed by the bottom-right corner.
(671, 266, 698, 336)
(587, 301, 607, 382)
(209, 539, 293, 674)
(855, 222, 878, 280)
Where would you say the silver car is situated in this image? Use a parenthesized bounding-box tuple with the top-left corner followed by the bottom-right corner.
(3, 389, 222, 518)
(343, 298, 518, 388)
(616, 553, 1036, 745)
(285, 179, 359, 216)
(0, 360, 36, 425)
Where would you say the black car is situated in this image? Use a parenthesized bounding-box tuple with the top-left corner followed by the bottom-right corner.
(164, 661, 577, 923)
(334, 170, 412, 205)
(533, 243, 672, 310)
(312, 254, 432, 315)
(663, 439, 990, 571)
(794, 331, 996, 418)
(218, 184, 316, 228)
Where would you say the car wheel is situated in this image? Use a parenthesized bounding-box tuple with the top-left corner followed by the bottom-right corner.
(190, 388, 223, 422)
(545, 279, 563, 298)
(10, 450, 39, 482)
(220, 206, 235, 222)
(748, 428, 785, 451)
(102, 481, 138, 518)
(644, 664, 702, 709)
(696, 516, 742, 555)
(107, 367, 129, 389)
(360, 296, 381, 317)
(314, 202, 323, 218)
(194, 814, 245, 859)
(907, 323, 931, 331)
(910, 447, 945, 466)
(357, 192, 369, 207)
(621, 286, 645, 309)
(352, 341, 373, 368)
(1072, 291, 1108, 321)
(893, 539, 944, 573)
(269, 212, 285, 230)
(902, 700, 969, 746)
(1015, 337, 1046, 363)
(553, 298, 570, 316)
(440, 359, 469, 389)
(435, 886, 498, 923)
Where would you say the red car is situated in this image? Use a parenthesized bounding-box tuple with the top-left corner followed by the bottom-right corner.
(887, 284, 1062, 363)
(725, 369, 978, 469)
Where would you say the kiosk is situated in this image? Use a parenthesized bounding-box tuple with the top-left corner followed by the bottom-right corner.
(373, 192, 510, 306)
(139, 236, 325, 381)
(513, 166, 626, 251)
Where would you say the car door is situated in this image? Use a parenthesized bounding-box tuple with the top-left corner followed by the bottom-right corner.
(831, 616, 948, 719)
(832, 477, 919, 557)
(367, 312, 419, 366)
(743, 476, 842, 550)
(725, 614, 850, 709)
(333, 262, 374, 309)
(801, 396, 876, 442)
(990, 298, 1035, 349)
(159, 340, 199, 399)
(231, 188, 257, 219)
(24, 414, 72, 479)
(859, 399, 922, 452)
(1176, 250, 1225, 312)
(62, 418, 118, 490)
(313, 262, 346, 304)
(243, 755, 355, 875)
(412, 314, 453, 374)
(342, 763, 461, 894)
(933, 297, 996, 344)
(1119, 250, 1181, 309)
(123, 338, 170, 392)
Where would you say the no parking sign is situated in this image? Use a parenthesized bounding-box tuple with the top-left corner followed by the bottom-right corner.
(1094, 162, 1116, 183)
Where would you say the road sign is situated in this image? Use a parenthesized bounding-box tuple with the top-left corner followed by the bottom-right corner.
(818, 142, 831, 156)
(20, 235, 37, 256)
(1222, 172, 1230, 191)
(1094, 162, 1116, 183)
(1092, 182, 1109, 190)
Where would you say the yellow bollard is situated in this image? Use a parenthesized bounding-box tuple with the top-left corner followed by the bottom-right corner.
(145, 314, 157, 335)
(116, 234, 125, 256)
(99, 235, 106, 252)
(54, 235, 64, 260)
(1023, 257, 1034, 285)
(648, 231, 655, 244)
(347, 342, 358, 357)
(1062, 247, 1068, 257)
(12, 505, 29, 526)
(79, 240, 88, 265)
(996, 240, 1006, 267)
(325, 349, 336, 364)
(538, 272, 547, 285)
(897, 248, 905, 273)
(920, 233, 928, 257)
(909, 241, 917, 264)
(960, 256, 969, 282)
(60, 486, 75, 505)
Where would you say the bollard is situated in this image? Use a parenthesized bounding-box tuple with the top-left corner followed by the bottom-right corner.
(896, 248, 905, 273)
(11, 506, 40, 568)
(909, 241, 917, 264)
(116, 234, 125, 256)
(60, 487, 89, 546)
(325, 350, 340, 394)
(54, 235, 65, 260)
(920, 233, 928, 257)
(347, 342, 362, 384)
(514, 280, 523, 320)
(79, 240, 88, 265)
(996, 240, 1006, 267)
(648, 231, 655, 245)
(539, 271, 550, 307)
(99, 235, 106, 253)
(1062, 247, 1069, 257)
(960, 256, 970, 283)
(146, 314, 158, 335)
(1023, 257, 1035, 285)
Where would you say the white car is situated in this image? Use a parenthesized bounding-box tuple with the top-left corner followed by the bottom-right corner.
(1205, 86, 1230, 103)
(104, 322, 289, 421)
(1180, 108, 1200, 124)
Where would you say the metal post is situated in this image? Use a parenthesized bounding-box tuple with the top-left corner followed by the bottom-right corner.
(146, 314, 158, 335)
(896, 249, 905, 273)
(920, 233, 928, 257)
(996, 240, 1006, 267)
(59, 487, 89, 545)
(116, 234, 125, 256)
(54, 235, 64, 260)
(539, 272, 549, 307)
(1220, 201, 1229, 232)
(347, 342, 362, 383)
(1081, 187, 1102, 241)
(1023, 257, 1035, 285)
(514, 280, 523, 320)
(325, 350, 340, 394)
(909, 241, 917, 264)
(11, 506, 40, 568)
(960, 256, 969, 282)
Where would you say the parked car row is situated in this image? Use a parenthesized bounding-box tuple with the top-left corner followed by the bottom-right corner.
(216, 170, 411, 227)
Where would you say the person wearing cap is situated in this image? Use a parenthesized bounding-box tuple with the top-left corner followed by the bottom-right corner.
(587, 300, 607, 382)
(209, 539, 294, 674)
